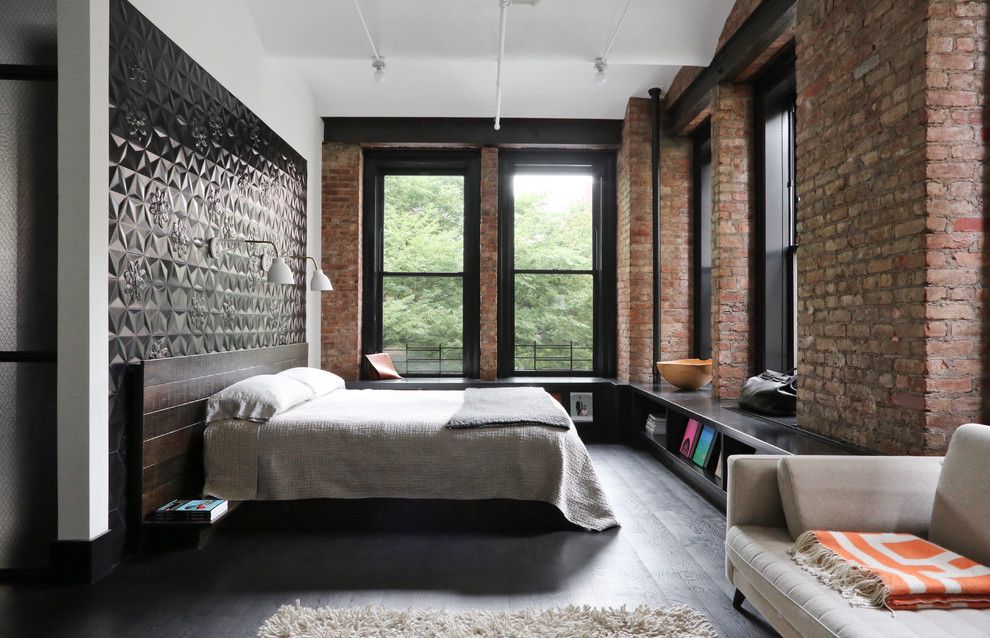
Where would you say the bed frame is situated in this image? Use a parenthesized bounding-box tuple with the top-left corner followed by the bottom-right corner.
(128, 343, 308, 538)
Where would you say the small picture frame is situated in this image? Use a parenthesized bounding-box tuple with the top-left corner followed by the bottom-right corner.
(692, 425, 717, 468)
(679, 418, 702, 458)
(569, 392, 594, 422)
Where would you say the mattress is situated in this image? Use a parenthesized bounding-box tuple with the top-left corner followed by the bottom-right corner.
(203, 389, 619, 531)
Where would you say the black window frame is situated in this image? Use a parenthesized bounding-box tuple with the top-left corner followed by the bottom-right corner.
(497, 150, 616, 378)
(692, 119, 713, 361)
(361, 150, 482, 378)
(754, 44, 798, 373)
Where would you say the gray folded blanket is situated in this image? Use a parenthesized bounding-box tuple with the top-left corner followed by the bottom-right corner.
(446, 387, 572, 430)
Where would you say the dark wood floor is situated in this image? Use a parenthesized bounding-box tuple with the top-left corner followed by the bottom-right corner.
(0, 444, 776, 638)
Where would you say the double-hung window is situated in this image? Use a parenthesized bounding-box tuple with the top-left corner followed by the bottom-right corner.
(755, 47, 797, 372)
(362, 151, 481, 377)
(692, 121, 713, 360)
(498, 151, 615, 376)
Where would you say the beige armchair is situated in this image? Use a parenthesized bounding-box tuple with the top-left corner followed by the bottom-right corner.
(725, 423, 990, 638)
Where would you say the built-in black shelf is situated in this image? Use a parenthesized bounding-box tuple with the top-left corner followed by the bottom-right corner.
(629, 383, 864, 456)
(346, 377, 615, 389)
(626, 383, 864, 511)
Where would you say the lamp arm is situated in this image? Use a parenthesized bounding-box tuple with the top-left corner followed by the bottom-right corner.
(290, 254, 320, 271)
(241, 239, 280, 258)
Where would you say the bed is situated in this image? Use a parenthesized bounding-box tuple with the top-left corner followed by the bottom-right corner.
(130, 344, 618, 537)
(203, 388, 619, 531)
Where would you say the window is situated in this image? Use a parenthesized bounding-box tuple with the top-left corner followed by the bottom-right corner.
(692, 121, 713, 360)
(498, 152, 615, 376)
(755, 47, 797, 372)
(362, 152, 480, 377)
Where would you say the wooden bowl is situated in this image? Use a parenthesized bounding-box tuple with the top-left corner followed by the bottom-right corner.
(656, 359, 713, 391)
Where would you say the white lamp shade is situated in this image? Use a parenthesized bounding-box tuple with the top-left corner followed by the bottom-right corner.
(310, 269, 333, 292)
(266, 257, 294, 285)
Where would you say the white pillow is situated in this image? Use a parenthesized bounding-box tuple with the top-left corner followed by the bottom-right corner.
(206, 374, 314, 423)
(277, 367, 346, 397)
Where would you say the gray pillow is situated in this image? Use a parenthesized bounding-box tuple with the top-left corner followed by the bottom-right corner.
(277, 367, 345, 397)
(206, 374, 314, 423)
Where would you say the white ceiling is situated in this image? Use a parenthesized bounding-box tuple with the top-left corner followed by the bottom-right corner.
(245, 0, 734, 119)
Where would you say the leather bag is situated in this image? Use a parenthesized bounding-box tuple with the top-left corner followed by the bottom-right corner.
(738, 370, 797, 416)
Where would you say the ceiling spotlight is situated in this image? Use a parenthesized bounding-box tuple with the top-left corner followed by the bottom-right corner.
(372, 57, 386, 84)
(593, 58, 608, 86)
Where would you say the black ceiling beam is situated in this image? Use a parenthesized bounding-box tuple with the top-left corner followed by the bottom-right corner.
(667, 0, 796, 134)
(322, 117, 623, 147)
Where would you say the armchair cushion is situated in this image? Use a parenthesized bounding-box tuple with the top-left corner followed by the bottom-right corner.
(777, 456, 942, 540)
(931, 423, 990, 567)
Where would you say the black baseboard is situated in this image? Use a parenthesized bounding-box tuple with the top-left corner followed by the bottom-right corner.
(50, 531, 117, 585)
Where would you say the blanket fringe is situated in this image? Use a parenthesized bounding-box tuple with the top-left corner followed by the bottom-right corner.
(790, 531, 891, 609)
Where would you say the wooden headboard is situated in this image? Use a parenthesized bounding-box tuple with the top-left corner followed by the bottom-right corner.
(129, 343, 309, 529)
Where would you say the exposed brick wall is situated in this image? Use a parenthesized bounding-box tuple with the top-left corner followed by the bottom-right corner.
(710, 84, 755, 399)
(658, 0, 986, 451)
(320, 143, 363, 379)
(659, 132, 694, 360)
(922, 0, 987, 450)
(479, 147, 499, 380)
(796, 0, 931, 453)
(616, 98, 656, 383)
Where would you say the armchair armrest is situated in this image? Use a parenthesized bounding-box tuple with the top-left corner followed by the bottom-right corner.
(726, 455, 788, 530)
(777, 455, 943, 539)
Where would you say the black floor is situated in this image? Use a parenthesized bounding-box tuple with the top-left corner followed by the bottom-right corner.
(0, 444, 776, 637)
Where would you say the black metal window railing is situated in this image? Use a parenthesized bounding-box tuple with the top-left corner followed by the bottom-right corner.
(383, 342, 594, 375)
(514, 342, 593, 372)
(384, 343, 465, 375)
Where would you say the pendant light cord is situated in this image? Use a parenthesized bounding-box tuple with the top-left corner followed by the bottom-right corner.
(601, 0, 633, 61)
(352, 0, 382, 61)
(494, 0, 511, 130)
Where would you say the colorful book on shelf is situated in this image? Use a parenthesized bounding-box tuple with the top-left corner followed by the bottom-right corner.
(151, 498, 228, 522)
(678, 418, 702, 458)
(692, 425, 717, 468)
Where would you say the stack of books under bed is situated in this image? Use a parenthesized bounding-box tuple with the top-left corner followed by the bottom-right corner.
(150, 498, 228, 523)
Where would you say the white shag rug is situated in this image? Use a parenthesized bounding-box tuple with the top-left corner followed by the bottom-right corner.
(258, 602, 719, 638)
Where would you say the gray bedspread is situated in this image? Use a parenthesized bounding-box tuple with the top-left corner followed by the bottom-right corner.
(446, 387, 571, 430)
(203, 389, 619, 531)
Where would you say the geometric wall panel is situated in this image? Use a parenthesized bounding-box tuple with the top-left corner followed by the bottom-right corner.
(108, 0, 307, 552)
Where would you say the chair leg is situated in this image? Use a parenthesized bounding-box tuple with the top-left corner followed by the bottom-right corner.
(732, 588, 746, 610)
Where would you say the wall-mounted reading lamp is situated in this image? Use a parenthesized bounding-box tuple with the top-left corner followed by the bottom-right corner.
(205, 237, 332, 292)
(294, 255, 333, 291)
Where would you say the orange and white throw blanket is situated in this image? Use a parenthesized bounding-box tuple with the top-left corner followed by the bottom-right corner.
(791, 530, 990, 610)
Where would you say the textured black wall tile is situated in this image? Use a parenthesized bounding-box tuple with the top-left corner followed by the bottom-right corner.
(108, 0, 307, 546)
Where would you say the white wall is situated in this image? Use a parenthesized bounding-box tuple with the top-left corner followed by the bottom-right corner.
(55, 0, 323, 541)
(57, 0, 110, 541)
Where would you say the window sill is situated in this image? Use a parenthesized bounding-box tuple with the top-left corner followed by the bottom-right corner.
(346, 377, 617, 390)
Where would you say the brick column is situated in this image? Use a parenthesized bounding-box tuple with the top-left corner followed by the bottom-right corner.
(479, 147, 499, 380)
(658, 132, 693, 360)
(320, 143, 363, 379)
(921, 0, 987, 450)
(616, 98, 655, 383)
(710, 84, 755, 399)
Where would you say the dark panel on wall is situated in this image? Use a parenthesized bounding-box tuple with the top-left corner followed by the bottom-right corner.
(108, 0, 307, 554)
(0, 73, 58, 570)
